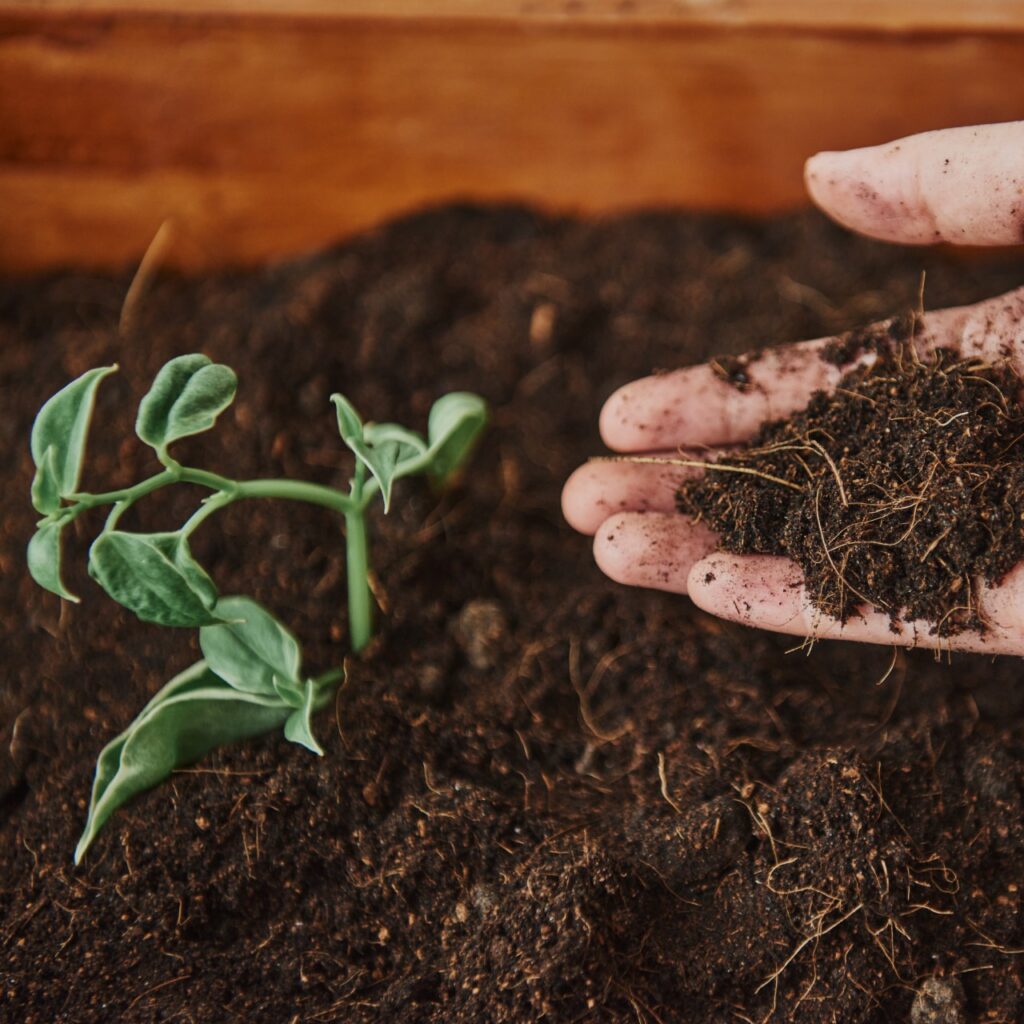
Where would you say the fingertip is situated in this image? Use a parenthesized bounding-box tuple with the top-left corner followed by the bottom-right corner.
(592, 511, 640, 586)
(562, 458, 693, 535)
(803, 146, 895, 240)
(561, 462, 600, 534)
(600, 370, 724, 451)
(803, 138, 939, 245)
(563, 462, 633, 535)
(980, 562, 1024, 633)
(687, 553, 806, 627)
(803, 150, 842, 215)
(686, 553, 747, 619)
(599, 381, 640, 451)
(593, 511, 717, 593)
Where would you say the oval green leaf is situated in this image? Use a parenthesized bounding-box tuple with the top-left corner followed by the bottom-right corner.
(378, 392, 488, 489)
(74, 662, 292, 863)
(31, 364, 117, 497)
(136, 354, 237, 451)
(331, 393, 363, 445)
(88, 531, 220, 626)
(28, 519, 78, 602)
(199, 596, 301, 696)
(424, 392, 488, 484)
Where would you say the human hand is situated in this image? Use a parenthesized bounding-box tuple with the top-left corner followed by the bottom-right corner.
(563, 121, 1024, 654)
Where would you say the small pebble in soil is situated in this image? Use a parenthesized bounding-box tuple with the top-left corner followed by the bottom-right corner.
(417, 662, 448, 702)
(451, 598, 508, 670)
(910, 977, 967, 1024)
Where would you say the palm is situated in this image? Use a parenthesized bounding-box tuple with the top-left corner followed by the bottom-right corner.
(563, 121, 1024, 655)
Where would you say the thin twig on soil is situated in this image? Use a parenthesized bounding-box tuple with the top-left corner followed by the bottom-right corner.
(656, 753, 683, 815)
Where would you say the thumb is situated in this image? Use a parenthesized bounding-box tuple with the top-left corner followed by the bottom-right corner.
(805, 121, 1024, 246)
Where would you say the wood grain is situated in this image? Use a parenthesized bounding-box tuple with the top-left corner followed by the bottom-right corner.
(2, 8, 1024, 271)
(9, 0, 1024, 31)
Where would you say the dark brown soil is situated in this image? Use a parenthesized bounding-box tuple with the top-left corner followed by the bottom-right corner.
(677, 334, 1024, 634)
(3, 206, 1024, 1024)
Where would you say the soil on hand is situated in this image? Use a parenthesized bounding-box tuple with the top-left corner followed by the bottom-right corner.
(677, 333, 1024, 634)
(3, 207, 1024, 1023)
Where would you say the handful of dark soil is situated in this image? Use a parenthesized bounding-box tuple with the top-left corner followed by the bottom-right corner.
(677, 331, 1024, 634)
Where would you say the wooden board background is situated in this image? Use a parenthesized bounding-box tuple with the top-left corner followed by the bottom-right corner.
(2, 2, 1024, 271)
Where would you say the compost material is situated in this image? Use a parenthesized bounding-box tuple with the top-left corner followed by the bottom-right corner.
(3, 207, 1024, 1023)
(677, 333, 1024, 634)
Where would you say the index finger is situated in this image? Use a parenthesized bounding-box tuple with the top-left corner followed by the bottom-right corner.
(805, 121, 1024, 246)
(600, 305, 969, 451)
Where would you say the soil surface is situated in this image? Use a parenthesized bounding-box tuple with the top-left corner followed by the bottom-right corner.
(3, 206, 1024, 1023)
(677, 334, 1024, 634)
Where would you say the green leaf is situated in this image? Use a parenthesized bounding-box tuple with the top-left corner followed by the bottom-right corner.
(283, 678, 324, 755)
(363, 424, 430, 510)
(199, 596, 301, 697)
(31, 364, 117, 497)
(332, 396, 435, 512)
(28, 519, 78, 602)
(332, 396, 396, 510)
(136, 354, 237, 451)
(31, 446, 62, 515)
(375, 392, 488, 489)
(332, 392, 486, 508)
(357, 442, 404, 511)
(74, 662, 292, 863)
(88, 531, 220, 626)
(332, 393, 363, 446)
(424, 392, 488, 485)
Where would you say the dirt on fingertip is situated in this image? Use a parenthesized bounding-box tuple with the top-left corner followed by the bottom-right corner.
(3, 205, 1024, 1023)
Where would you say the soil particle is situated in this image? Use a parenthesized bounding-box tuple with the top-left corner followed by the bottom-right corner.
(3, 206, 1024, 1023)
(820, 310, 917, 366)
(678, 342, 1024, 633)
(709, 352, 760, 391)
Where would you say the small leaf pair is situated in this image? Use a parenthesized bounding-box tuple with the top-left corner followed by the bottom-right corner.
(28, 355, 237, 603)
(75, 597, 330, 863)
(30, 355, 236, 507)
(332, 391, 487, 511)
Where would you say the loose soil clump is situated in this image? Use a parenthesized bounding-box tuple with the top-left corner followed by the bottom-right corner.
(3, 207, 1024, 1023)
(678, 329, 1024, 633)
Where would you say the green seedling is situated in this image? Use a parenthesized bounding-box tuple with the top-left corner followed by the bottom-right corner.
(28, 354, 486, 862)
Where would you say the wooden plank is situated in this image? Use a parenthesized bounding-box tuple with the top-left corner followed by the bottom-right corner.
(8, 0, 1024, 32)
(2, 11, 1024, 271)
